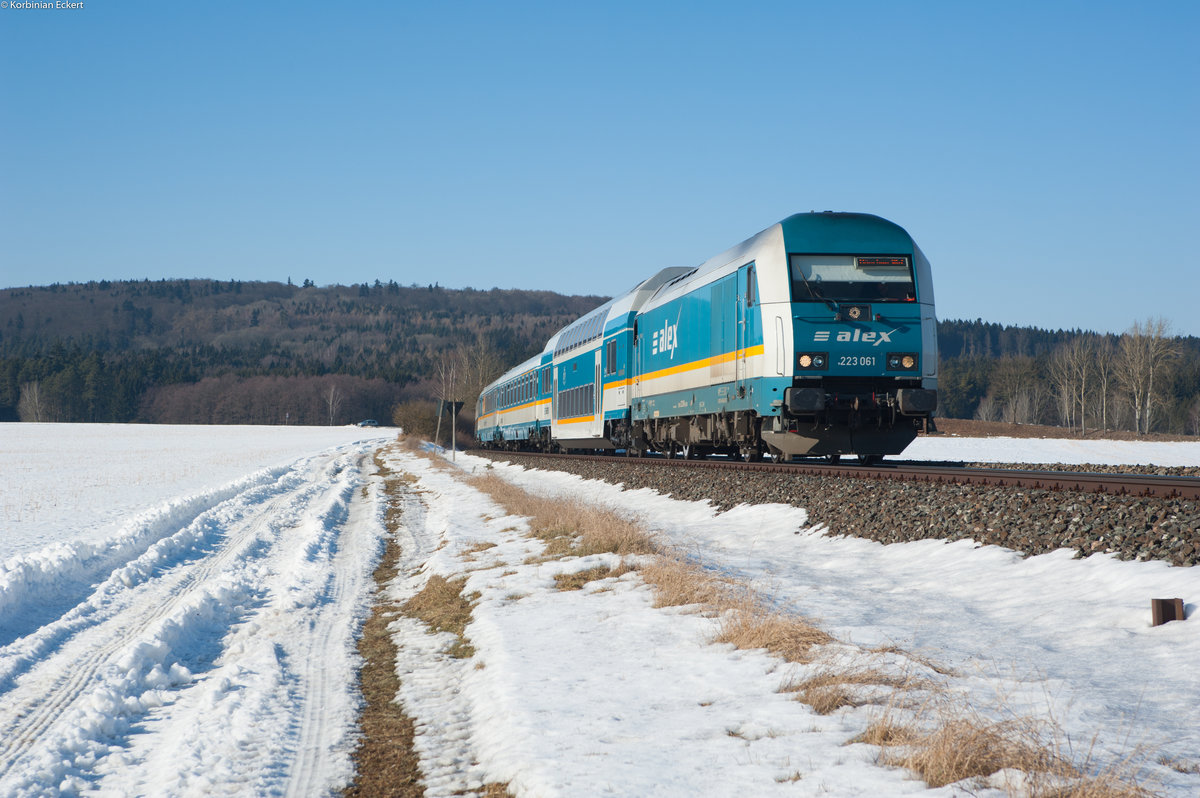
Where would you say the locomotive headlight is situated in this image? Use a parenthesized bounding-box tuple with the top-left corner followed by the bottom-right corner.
(887, 353, 919, 371)
(797, 352, 828, 370)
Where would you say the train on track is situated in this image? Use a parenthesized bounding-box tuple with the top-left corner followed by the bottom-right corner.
(474, 212, 938, 463)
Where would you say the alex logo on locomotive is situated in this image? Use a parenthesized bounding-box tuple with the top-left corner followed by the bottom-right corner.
(812, 328, 900, 346)
(651, 319, 680, 359)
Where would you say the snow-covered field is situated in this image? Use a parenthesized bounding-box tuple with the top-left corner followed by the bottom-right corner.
(1, 424, 1197, 796)
(0, 424, 394, 796)
(903, 435, 1200, 467)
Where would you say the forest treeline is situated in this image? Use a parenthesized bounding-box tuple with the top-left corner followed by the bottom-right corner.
(938, 318, 1200, 434)
(2, 279, 1198, 434)
(0, 279, 600, 426)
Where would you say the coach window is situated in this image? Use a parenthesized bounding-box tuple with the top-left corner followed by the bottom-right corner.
(604, 339, 617, 376)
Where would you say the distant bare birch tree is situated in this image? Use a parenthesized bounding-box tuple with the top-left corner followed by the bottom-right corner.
(1115, 318, 1180, 434)
(1048, 336, 1096, 435)
(1046, 346, 1075, 431)
(17, 381, 47, 422)
(325, 382, 344, 426)
(453, 340, 505, 418)
(1093, 335, 1115, 430)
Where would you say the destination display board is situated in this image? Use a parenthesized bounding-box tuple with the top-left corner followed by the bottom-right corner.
(855, 256, 908, 268)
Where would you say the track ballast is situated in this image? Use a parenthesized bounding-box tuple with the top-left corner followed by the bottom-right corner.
(472, 450, 1200, 567)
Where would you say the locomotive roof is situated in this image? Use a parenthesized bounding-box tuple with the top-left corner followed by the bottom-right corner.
(645, 211, 918, 306)
(547, 266, 693, 358)
(778, 212, 914, 254)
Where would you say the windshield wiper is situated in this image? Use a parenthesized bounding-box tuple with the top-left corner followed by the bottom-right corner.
(796, 270, 839, 312)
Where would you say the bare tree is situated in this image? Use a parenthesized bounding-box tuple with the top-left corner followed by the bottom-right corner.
(1115, 318, 1181, 434)
(1046, 345, 1075, 431)
(975, 391, 1001, 422)
(1093, 335, 1115, 430)
(453, 339, 506, 419)
(17, 381, 47, 422)
(991, 356, 1041, 424)
(1072, 336, 1095, 435)
(325, 382, 344, 426)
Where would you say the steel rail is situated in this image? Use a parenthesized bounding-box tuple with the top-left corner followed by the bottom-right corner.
(479, 451, 1200, 501)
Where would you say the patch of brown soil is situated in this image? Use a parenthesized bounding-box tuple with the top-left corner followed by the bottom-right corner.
(344, 537, 424, 797)
(931, 418, 1199, 442)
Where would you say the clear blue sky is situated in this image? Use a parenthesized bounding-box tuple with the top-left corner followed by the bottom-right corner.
(2, 1, 1197, 336)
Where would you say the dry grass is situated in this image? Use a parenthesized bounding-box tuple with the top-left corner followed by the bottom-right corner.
(855, 694, 1155, 797)
(781, 667, 916, 714)
(470, 473, 658, 558)
(461, 541, 498, 563)
(401, 574, 479, 659)
(891, 713, 1058, 788)
(1157, 755, 1200, 775)
(639, 553, 832, 663)
(712, 592, 833, 664)
(553, 562, 637, 591)
(396, 433, 428, 452)
(638, 553, 734, 610)
(1033, 775, 1153, 798)
(869, 643, 957, 677)
(851, 717, 921, 747)
(344, 527, 423, 795)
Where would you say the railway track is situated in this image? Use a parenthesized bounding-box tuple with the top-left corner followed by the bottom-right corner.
(476, 451, 1200, 501)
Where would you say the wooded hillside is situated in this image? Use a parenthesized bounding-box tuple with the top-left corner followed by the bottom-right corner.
(0, 279, 602, 425)
(2, 280, 1198, 434)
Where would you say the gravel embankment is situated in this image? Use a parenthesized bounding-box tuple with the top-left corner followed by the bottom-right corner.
(962, 462, 1200, 478)
(475, 453, 1200, 567)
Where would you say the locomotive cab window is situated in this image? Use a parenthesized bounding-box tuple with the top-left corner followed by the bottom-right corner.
(789, 255, 915, 303)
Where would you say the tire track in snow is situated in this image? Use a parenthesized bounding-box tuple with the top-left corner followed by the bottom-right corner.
(89, 448, 385, 797)
(283, 453, 384, 797)
(0, 449, 369, 794)
(0, 490, 301, 778)
(0, 467, 312, 695)
(0, 463, 295, 649)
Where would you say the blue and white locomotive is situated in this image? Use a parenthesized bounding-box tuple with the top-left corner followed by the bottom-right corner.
(475, 212, 937, 462)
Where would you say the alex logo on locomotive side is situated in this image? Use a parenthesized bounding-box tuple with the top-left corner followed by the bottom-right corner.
(812, 328, 898, 346)
(652, 320, 679, 359)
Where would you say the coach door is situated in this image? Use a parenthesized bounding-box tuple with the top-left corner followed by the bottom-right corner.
(589, 348, 604, 440)
(551, 365, 559, 430)
(735, 262, 754, 396)
(631, 320, 642, 407)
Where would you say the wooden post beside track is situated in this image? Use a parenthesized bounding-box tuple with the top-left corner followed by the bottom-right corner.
(1151, 598, 1185, 626)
